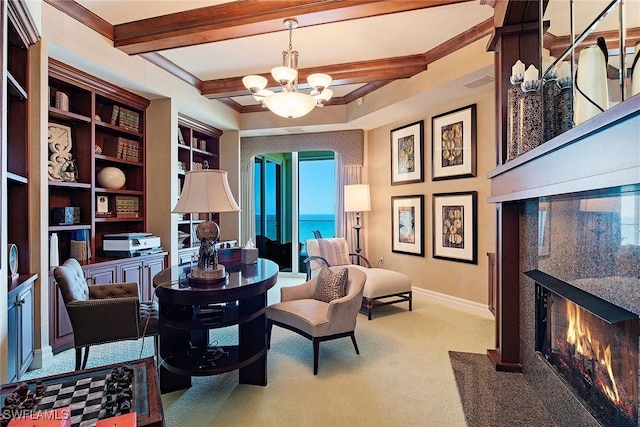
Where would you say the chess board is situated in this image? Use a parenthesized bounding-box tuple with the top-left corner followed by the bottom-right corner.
(1, 358, 163, 427)
(36, 373, 116, 427)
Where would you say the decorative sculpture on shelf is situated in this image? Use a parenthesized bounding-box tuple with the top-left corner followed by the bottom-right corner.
(48, 123, 75, 181)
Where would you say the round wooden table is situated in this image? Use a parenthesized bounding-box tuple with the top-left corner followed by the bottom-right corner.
(153, 259, 278, 393)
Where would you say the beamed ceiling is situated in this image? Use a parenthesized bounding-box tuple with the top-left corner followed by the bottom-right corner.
(45, 0, 640, 116)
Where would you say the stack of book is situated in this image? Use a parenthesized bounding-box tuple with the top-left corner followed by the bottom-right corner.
(98, 105, 140, 132)
(115, 196, 139, 218)
(102, 137, 140, 161)
(118, 107, 140, 132)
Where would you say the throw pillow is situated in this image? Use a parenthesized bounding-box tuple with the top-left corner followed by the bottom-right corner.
(313, 266, 349, 303)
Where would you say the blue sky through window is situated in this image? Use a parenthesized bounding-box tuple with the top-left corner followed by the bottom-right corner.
(299, 159, 335, 215)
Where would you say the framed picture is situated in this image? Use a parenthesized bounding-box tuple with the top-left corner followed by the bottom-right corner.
(391, 195, 425, 256)
(431, 104, 477, 180)
(390, 120, 424, 185)
(432, 191, 477, 264)
(96, 195, 111, 215)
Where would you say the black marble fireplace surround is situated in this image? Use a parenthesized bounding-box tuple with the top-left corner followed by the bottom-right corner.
(520, 193, 640, 426)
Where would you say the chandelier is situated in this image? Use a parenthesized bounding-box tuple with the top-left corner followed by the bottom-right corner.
(242, 18, 333, 119)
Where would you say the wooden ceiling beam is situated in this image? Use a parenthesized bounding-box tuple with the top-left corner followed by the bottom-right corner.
(201, 54, 427, 98)
(113, 0, 474, 55)
(201, 17, 493, 99)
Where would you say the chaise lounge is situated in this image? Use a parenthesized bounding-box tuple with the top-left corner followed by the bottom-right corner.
(305, 237, 412, 320)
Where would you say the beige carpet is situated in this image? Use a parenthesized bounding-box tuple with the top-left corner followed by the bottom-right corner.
(24, 274, 495, 426)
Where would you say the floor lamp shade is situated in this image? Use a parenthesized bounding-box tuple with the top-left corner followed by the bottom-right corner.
(344, 184, 370, 257)
(344, 184, 371, 213)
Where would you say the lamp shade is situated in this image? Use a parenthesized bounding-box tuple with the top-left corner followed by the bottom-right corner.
(173, 169, 240, 213)
(242, 75, 268, 92)
(262, 91, 317, 119)
(344, 184, 371, 212)
(307, 73, 332, 91)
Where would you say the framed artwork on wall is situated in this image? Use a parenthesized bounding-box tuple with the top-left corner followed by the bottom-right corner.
(431, 104, 477, 181)
(391, 195, 425, 256)
(432, 191, 477, 264)
(390, 120, 424, 185)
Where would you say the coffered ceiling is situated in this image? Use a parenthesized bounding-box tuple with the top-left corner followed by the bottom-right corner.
(47, 0, 496, 114)
(44, 0, 639, 135)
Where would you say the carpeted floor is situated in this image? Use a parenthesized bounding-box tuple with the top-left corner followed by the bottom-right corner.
(21, 275, 556, 426)
(449, 351, 557, 427)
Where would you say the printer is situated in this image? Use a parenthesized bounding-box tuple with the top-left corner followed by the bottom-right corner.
(103, 232, 162, 257)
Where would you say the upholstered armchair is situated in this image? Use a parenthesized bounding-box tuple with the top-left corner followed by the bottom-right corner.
(53, 258, 159, 370)
(305, 237, 412, 320)
(267, 266, 367, 375)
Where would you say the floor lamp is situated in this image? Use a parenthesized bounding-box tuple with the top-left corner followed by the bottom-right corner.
(344, 184, 371, 258)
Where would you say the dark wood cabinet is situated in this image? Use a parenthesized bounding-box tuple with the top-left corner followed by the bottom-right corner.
(85, 263, 118, 285)
(8, 278, 36, 382)
(2, 1, 39, 382)
(119, 255, 166, 302)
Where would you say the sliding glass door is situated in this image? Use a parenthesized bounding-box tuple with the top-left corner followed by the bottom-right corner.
(254, 151, 335, 274)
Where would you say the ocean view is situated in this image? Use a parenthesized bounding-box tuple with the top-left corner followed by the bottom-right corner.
(258, 214, 335, 250)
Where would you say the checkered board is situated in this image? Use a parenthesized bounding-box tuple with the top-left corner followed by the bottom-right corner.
(34, 373, 126, 427)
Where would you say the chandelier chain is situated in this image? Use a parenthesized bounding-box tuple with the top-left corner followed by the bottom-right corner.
(288, 23, 293, 51)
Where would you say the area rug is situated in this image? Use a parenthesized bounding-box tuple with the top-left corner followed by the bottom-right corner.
(449, 351, 558, 427)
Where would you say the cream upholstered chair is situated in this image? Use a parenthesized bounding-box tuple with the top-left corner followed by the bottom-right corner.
(267, 266, 366, 375)
(53, 258, 159, 370)
(305, 237, 412, 320)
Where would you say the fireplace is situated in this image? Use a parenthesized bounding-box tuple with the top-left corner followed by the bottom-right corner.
(529, 270, 639, 427)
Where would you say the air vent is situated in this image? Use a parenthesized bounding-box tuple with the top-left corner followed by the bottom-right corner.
(462, 75, 494, 89)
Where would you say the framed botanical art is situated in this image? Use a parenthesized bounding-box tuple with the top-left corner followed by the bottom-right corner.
(390, 120, 424, 185)
(431, 104, 477, 181)
(391, 195, 425, 256)
(432, 191, 477, 264)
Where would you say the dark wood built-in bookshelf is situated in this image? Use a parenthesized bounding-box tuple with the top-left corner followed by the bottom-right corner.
(47, 60, 167, 353)
(176, 114, 221, 263)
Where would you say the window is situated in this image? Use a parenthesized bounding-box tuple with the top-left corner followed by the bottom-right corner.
(254, 151, 335, 273)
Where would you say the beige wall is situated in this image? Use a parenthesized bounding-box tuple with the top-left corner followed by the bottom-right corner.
(365, 89, 495, 304)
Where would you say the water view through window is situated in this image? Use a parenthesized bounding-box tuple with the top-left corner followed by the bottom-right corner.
(299, 157, 335, 252)
(254, 152, 335, 272)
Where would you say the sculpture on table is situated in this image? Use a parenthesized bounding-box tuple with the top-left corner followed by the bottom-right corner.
(198, 236, 218, 271)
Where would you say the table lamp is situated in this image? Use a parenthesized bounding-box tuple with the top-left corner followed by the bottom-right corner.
(344, 184, 371, 255)
(172, 169, 240, 285)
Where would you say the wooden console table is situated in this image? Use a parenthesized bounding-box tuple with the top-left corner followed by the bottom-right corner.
(153, 259, 279, 394)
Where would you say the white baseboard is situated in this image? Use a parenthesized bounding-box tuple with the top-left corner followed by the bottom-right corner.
(413, 287, 495, 320)
(29, 346, 54, 370)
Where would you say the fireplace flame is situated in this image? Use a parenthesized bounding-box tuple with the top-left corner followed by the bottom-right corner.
(565, 300, 620, 403)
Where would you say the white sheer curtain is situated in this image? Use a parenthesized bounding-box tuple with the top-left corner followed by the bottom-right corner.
(339, 162, 363, 255)
(240, 156, 255, 246)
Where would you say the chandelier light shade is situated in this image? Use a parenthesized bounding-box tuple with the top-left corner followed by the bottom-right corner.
(242, 18, 333, 119)
(172, 169, 240, 285)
